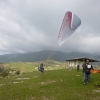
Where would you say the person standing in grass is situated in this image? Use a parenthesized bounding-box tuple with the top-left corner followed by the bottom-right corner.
(38, 63, 44, 75)
(82, 59, 94, 84)
(77, 64, 80, 71)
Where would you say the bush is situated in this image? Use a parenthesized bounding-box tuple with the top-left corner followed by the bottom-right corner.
(0, 70, 9, 77)
(0, 66, 4, 73)
(15, 70, 21, 75)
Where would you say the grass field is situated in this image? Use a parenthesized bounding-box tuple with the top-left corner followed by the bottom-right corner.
(0, 65, 100, 100)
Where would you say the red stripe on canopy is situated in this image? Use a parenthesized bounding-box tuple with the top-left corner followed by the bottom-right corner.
(67, 11, 72, 30)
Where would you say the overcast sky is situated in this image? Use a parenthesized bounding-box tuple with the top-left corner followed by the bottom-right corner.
(0, 0, 100, 55)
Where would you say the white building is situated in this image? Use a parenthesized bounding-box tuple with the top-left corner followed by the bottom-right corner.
(66, 57, 99, 68)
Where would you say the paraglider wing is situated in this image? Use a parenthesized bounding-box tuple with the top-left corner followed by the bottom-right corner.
(58, 11, 81, 46)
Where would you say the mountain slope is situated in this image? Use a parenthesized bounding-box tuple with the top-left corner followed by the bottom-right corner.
(0, 51, 100, 62)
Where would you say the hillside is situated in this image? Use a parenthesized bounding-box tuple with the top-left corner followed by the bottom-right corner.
(0, 51, 100, 62)
(0, 60, 66, 73)
(0, 69, 100, 100)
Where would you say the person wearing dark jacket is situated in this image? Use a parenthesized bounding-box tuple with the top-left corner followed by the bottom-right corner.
(40, 63, 44, 75)
(82, 59, 93, 84)
(77, 64, 80, 71)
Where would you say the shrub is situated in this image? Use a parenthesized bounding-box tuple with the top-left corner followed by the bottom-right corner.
(0, 66, 4, 73)
(15, 70, 21, 75)
(0, 70, 9, 77)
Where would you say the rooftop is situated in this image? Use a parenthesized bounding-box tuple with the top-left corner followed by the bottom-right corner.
(66, 57, 99, 62)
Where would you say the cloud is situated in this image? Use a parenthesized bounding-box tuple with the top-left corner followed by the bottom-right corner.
(0, 0, 100, 55)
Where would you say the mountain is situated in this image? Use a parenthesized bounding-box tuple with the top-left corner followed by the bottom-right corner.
(0, 51, 100, 62)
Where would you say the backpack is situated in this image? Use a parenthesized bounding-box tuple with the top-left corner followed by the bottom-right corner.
(85, 69, 90, 74)
(85, 64, 91, 74)
(38, 65, 41, 71)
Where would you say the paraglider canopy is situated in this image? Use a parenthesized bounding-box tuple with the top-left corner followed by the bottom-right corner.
(58, 11, 81, 46)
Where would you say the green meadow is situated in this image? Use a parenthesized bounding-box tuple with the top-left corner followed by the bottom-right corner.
(0, 61, 100, 100)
